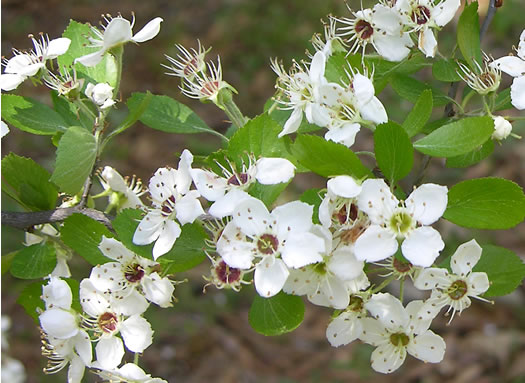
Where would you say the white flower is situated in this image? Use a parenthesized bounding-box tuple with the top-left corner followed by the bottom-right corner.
(43, 66, 84, 97)
(163, 40, 209, 80)
(319, 175, 362, 230)
(395, 0, 461, 58)
(1, 356, 26, 383)
(271, 51, 328, 136)
(311, 18, 347, 58)
(91, 236, 175, 308)
(132, 150, 204, 260)
(0, 33, 71, 91)
(360, 293, 446, 374)
(492, 116, 513, 140)
(85, 82, 116, 109)
(414, 239, 490, 322)
(191, 156, 295, 218)
(354, 179, 447, 267)
(457, 53, 501, 95)
(326, 295, 368, 347)
(99, 166, 145, 211)
(95, 363, 167, 383)
(75, 14, 163, 67)
(334, 4, 414, 61)
(217, 198, 326, 297)
(180, 57, 232, 103)
(283, 226, 368, 309)
(490, 29, 525, 110)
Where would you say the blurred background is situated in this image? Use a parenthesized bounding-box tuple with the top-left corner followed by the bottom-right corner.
(2, 0, 525, 382)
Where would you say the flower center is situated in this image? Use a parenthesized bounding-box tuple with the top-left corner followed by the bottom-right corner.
(340, 222, 366, 244)
(201, 81, 220, 97)
(411, 5, 431, 25)
(390, 332, 410, 347)
(448, 279, 468, 300)
(389, 211, 413, 235)
(98, 312, 118, 333)
(312, 261, 327, 275)
(479, 72, 497, 87)
(349, 295, 364, 312)
(184, 57, 200, 77)
(393, 257, 412, 274)
(257, 234, 279, 255)
(355, 19, 374, 40)
(215, 260, 242, 285)
(227, 173, 249, 186)
(124, 263, 145, 283)
(334, 203, 358, 225)
(160, 195, 176, 217)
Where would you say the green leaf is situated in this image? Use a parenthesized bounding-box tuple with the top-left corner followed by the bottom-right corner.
(11, 243, 57, 279)
(59, 20, 118, 87)
(402, 89, 433, 138)
(291, 135, 372, 179)
(457, 2, 482, 71)
(300, 188, 323, 225)
(50, 126, 97, 195)
(17, 280, 46, 323)
(1, 94, 68, 135)
(494, 88, 513, 111)
(1, 252, 16, 275)
(432, 59, 462, 82)
(112, 209, 207, 273)
(127, 92, 210, 134)
(389, 74, 451, 107)
(421, 117, 453, 135)
(248, 182, 289, 209)
(1, 153, 58, 211)
(445, 140, 494, 168)
(248, 292, 305, 336)
(374, 122, 414, 183)
(413, 116, 494, 157)
(51, 91, 91, 130)
(474, 245, 525, 297)
(109, 91, 153, 138)
(228, 113, 293, 160)
(444, 178, 525, 229)
(61, 214, 113, 265)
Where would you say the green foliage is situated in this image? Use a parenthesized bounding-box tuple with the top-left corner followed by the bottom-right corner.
(59, 20, 118, 87)
(402, 89, 433, 138)
(248, 292, 305, 336)
(445, 140, 494, 168)
(300, 188, 323, 225)
(127, 92, 210, 134)
(60, 214, 113, 265)
(414, 116, 494, 157)
(389, 74, 450, 107)
(51, 91, 91, 130)
(474, 245, 525, 297)
(494, 89, 513, 111)
(1, 94, 68, 135)
(50, 126, 97, 195)
(1, 154, 58, 211)
(248, 182, 289, 209)
(432, 59, 462, 82)
(291, 135, 372, 179)
(457, 2, 482, 71)
(374, 122, 413, 183)
(10, 243, 57, 279)
(444, 178, 525, 229)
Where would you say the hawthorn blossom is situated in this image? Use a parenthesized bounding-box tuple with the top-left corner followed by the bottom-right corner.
(311, 18, 346, 58)
(75, 14, 163, 67)
(360, 293, 446, 374)
(95, 363, 167, 383)
(414, 239, 490, 322)
(191, 156, 295, 218)
(179, 57, 233, 103)
(334, 3, 414, 61)
(492, 116, 513, 141)
(85, 82, 115, 109)
(99, 166, 145, 211)
(43, 67, 83, 98)
(91, 236, 175, 308)
(0, 33, 71, 91)
(490, 29, 525, 110)
(326, 295, 368, 347)
(163, 40, 209, 80)
(457, 53, 501, 95)
(395, 0, 461, 58)
(132, 150, 204, 260)
(319, 175, 363, 231)
(354, 179, 448, 267)
(217, 198, 325, 297)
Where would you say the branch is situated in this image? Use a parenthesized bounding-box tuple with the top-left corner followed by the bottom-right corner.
(479, 0, 498, 42)
(1, 207, 114, 231)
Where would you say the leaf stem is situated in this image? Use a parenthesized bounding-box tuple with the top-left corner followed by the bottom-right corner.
(371, 275, 396, 294)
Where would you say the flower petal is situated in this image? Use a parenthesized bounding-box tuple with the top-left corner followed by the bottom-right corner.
(357, 178, 398, 224)
(371, 343, 407, 374)
(42, 276, 72, 310)
(279, 107, 302, 137)
(95, 336, 124, 370)
(209, 189, 251, 218)
(233, 197, 271, 237)
(75, 49, 105, 67)
(104, 17, 133, 48)
(0, 73, 26, 91)
(68, 356, 86, 383)
(511, 76, 525, 110)
(406, 183, 448, 225)
(360, 96, 388, 125)
(407, 330, 446, 363)
(325, 123, 361, 147)
(217, 222, 256, 269)
(328, 246, 364, 281)
(401, 226, 444, 267)
(39, 309, 79, 339)
(327, 176, 362, 199)
(373, 33, 412, 62)
(432, 0, 461, 27)
(152, 219, 181, 260)
(467, 272, 490, 296)
(111, 288, 149, 316)
(141, 272, 174, 308)
(450, 239, 482, 276)
(418, 27, 437, 58)
(365, 292, 409, 329)
(190, 169, 227, 201)
(132, 210, 164, 245)
(310, 274, 350, 309)
(282, 268, 318, 296)
(326, 312, 363, 347)
(255, 158, 296, 184)
(354, 225, 398, 263)
(175, 191, 204, 224)
(98, 236, 135, 264)
(413, 267, 450, 290)
(254, 256, 290, 297)
(46, 37, 71, 59)
(490, 56, 525, 78)
(132, 17, 163, 43)
(120, 315, 153, 353)
(281, 231, 325, 268)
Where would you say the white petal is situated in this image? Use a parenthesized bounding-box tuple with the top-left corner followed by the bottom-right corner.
(103, 17, 133, 48)
(328, 247, 364, 281)
(354, 225, 398, 263)
(373, 33, 413, 62)
(450, 239, 482, 276)
(326, 312, 363, 347)
(74, 50, 105, 67)
(324, 123, 361, 147)
(359, 317, 388, 346)
(353, 74, 375, 108)
(511, 76, 525, 110)
(209, 189, 252, 218)
(4, 53, 34, 73)
(115, 363, 150, 380)
(17, 62, 44, 77)
(467, 272, 490, 296)
(175, 191, 204, 224)
(101, 167, 127, 193)
(39, 309, 79, 339)
(318, 82, 346, 107)
(281, 231, 325, 268)
(120, 315, 153, 353)
(148, 167, 177, 203)
(282, 268, 318, 296)
(42, 276, 72, 310)
(273, 200, 314, 239)
(405, 300, 432, 335)
(132, 17, 163, 43)
(327, 176, 362, 199)
(371, 4, 403, 34)
(359, 96, 388, 125)
(279, 108, 303, 137)
(413, 267, 450, 290)
(141, 272, 174, 308)
(401, 226, 444, 267)
(79, 280, 110, 317)
(89, 263, 125, 293)
(152, 220, 181, 260)
(365, 292, 409, 329)
(46, 37, 71, 59)
(233, 198, 271, 237)
(254, 256, 290, 298)
(98, 236, 135, 264)
(73, 330, 93, 366)
(217, 222, 255, 269)
(357, 178, 398, 224)
(312, 274, 350, 309)
(132, 210, 164, 245)
(309, 51, 327, 83)
(175, 149, 194, 195)
(309, 103, 332, 127)
(371, 343, 407, 374)
(190, 169, 227, 201)
(68, 356, 86, 383)
(406, 183, 448, 225)
(255, 158, 296, 184)
(95, 336, 124, 370)
(0, 73, 26, 91)
(111, 288, 149, 316)
(407, 330, 446, 363)
(432, 0, 461, 27)
(418, 27, 438, 58)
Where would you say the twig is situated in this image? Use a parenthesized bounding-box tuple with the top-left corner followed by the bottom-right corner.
(479, 0, 498, 42)
(1, 207, 114, 231)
